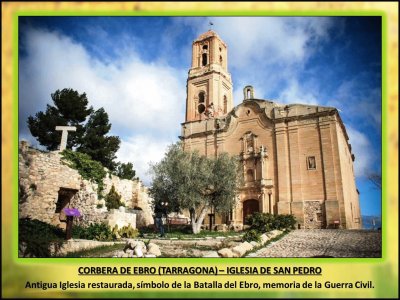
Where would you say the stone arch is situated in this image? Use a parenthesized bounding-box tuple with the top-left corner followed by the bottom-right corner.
(53, 187, 78, 229)
(243, 199, 259, 224)
(55, 188, 78, 213)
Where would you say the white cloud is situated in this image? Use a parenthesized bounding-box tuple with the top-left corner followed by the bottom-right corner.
(207, 17, 333, 69)
(346, 126, 375, 177)
(278, 79, 319, 105)
(19, 27, 185, 183)
(117, 135, 173, 185)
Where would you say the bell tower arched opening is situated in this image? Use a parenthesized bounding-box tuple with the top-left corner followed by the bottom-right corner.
(199, 91, 205, 103)
(202, 53, 207, 66)
(243, 85, 254, 100)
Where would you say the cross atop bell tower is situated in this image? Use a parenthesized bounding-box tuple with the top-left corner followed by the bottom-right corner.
(185, 30, 233, 122)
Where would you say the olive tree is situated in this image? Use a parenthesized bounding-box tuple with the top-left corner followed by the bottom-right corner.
(149, 143, 242, 234)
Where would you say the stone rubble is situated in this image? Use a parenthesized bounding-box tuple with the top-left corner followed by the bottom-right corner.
(114, 239, 161, 258)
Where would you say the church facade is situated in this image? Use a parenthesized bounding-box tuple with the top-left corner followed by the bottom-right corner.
(180, 30, 362, 229)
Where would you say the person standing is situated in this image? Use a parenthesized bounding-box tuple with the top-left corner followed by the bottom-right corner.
(154, 202, 165, 237)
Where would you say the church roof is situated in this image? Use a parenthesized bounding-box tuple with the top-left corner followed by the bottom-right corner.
(194, 30, 221, 42)
(234, 98, 337, 119)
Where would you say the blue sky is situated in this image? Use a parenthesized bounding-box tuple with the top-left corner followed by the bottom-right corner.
(18, 16, 382, 217)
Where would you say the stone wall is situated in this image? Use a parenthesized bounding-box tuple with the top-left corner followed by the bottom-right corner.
(303, 201, 325, 229)
(107, 207, 137, 229)
(18, 141, 154, 228)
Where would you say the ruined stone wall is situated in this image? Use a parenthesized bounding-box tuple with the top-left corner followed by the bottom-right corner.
(18, 141, 154, 228)
(133, 182, 155, 227)
(19, 142, 83, 225)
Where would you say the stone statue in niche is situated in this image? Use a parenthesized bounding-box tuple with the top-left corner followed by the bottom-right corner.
(246, 133, 254, 153)
(260, 145, 267, 156)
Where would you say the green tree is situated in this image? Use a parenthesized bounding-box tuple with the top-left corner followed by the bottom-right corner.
(115, 162, 136, 180)
(77, 108, 120, 171)
(28, 88, 138, 176)
(27, 88, 93, 150)
(149, 143, 242, 234)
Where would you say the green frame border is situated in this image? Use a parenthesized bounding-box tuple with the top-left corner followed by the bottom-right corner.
(10, 8, 390, 299)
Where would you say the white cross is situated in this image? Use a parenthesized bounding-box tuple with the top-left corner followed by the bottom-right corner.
(55, 126, 76, 151)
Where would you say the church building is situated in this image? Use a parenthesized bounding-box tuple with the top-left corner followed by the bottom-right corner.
(180, 30, 362, 229)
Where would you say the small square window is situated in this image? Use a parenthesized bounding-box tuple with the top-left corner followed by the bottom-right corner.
(307, 156, 316, 170)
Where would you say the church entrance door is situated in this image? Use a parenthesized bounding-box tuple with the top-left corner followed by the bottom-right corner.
(243, 199, 259, 224)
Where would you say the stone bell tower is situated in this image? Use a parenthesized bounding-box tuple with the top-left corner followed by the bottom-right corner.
(185, 30, 233, 122)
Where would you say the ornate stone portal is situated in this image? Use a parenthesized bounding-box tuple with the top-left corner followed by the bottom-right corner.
(180, 30, 362, 229)
(239, 132, 273, 223)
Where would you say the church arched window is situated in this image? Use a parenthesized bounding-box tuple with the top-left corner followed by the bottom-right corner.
(199, 91, 205, 103)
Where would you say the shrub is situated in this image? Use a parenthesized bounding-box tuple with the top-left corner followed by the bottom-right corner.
(71, 224, 87, 239)
(242, 229, 261, 243)
(104, 185, 124, 209)
(19, 218, 65, 257)
(245, 212, 274, 233)
(72, 222, 114, 241)
(118, 225, 139, 239)
(245, 213, 296, 233)
(273, 214, 296, 230)
(61, 149, 106, 196)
